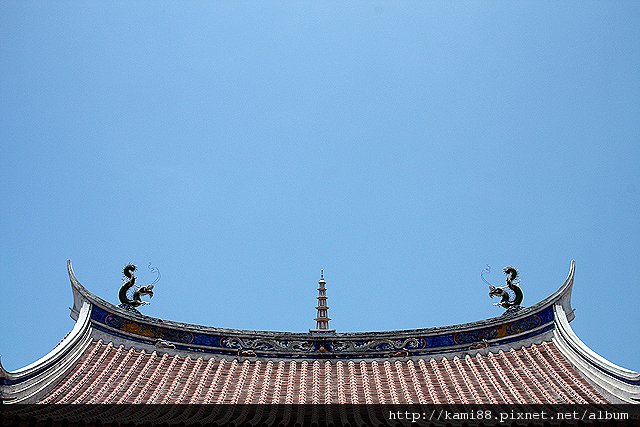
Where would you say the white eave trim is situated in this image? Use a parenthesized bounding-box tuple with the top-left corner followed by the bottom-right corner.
(553, 302, 640, 403)
(1, 300, 94, 403)
(9, 301, 91, 377)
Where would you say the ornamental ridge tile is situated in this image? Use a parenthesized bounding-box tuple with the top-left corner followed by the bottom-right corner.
(67, 260, 570, 358)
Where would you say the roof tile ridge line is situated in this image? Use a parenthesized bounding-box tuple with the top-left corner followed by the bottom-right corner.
(358, 362, 382, 424)
(188, 358, 215, 404)
(486, 351, 527, 403)
(282, 361, 297, 423)
(284, 360, 297, 404)
(335, 360, 347, 404)
(160, 356, 192, 404)
(256, 360, 273, 405)
(464, 354, 498, 404)
(195, 359, 229, 424)
(310, 361, 321, 421)
(42, 340, 102, 404)
(441, 357, 469, 404)
(529, 343, 587, 403)
(359, 361, 374, 404)
(417, 359, 439, 403)
(135, 372, 179, 427)
(370, 360, 386, 404)
(347, 363, 368, 425)
(39, 338, 102, 404)
(131, 352, 167, 404)
(541, 341, 606, 403)
(520, 346, 573, 402)
(106, 349, 149, 404)
(215, 358, 238, 404)
(74, 344, 125, 403)
(65, 344, 135, 422)
(219, 360, 251, 424)
(472, 352, 512, 404)
(269, 360, 285, 404)
(452, 356, 483, 403)
(497, 349, 543, 404)
(406, 360, 426, 404)
(243, 360, 262, 404)
(147, 354, 180, 404)
(553, 301, 640, 379)
(298, 360, 308, 404)
(429, 358, 455, 404)
(202, 359, 227, 404)
(311, 360, 321, 404)
(394, 360, 414, 404)
(87, 346, 134, 404)
(264, 362, 285, 424)
(295, 369, 309, 426)
(347, 360, 359, 404)
(508, 347, 558, 403)
(232, 369, 257, 422)
(245, 360, 264, 425)
(229, 401, 253, 427)
(229, 360, 251, 404)
(382, 360, 400, 404)
(250, 359, 272, 421)
(324, 360, 333, 404)
(175, 357, 203, 404)
(335, 362, 350, 423)
(57, 341, 113, 404)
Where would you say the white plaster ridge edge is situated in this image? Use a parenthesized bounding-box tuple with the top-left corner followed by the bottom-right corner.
(0, 300, 93, 403)
(552, 263, 640, 403)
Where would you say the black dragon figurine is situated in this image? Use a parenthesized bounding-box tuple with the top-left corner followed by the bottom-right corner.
(485, 265, 524, 315)
(118, 264, 154, 311)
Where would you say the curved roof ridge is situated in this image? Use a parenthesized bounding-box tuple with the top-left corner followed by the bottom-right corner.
(67, 260, 575, 338)
(552, 302, 640, 403)
(0, 300, 94, 403)
(8, 260, 634, 406)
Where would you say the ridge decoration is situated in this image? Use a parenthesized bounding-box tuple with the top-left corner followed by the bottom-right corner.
(486, 265, 524, 315)
(118, 264, 154, 312)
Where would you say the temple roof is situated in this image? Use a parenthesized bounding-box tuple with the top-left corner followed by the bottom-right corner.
(36, 340, 607, 404)
(1, 260, 638, 404)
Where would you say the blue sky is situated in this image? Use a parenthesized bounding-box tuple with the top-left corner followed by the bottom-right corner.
(1, 2, 638, 371)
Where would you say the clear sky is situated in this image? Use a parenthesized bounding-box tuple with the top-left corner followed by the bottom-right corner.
(1, 2, 638, 372)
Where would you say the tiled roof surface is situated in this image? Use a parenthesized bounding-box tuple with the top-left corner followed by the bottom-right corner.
(41, 339, 605, 404)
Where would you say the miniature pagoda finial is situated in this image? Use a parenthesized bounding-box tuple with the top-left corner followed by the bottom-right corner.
(486, 265, 524, 315)
(118, 264, 154, 313)
(310, 269, 335, 332)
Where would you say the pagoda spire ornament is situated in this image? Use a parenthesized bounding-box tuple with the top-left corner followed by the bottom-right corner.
(310, 269, 335, 332)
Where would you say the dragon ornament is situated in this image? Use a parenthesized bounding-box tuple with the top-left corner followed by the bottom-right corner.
(118, 264, 155, 312)
(483, 265, 524, 316)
